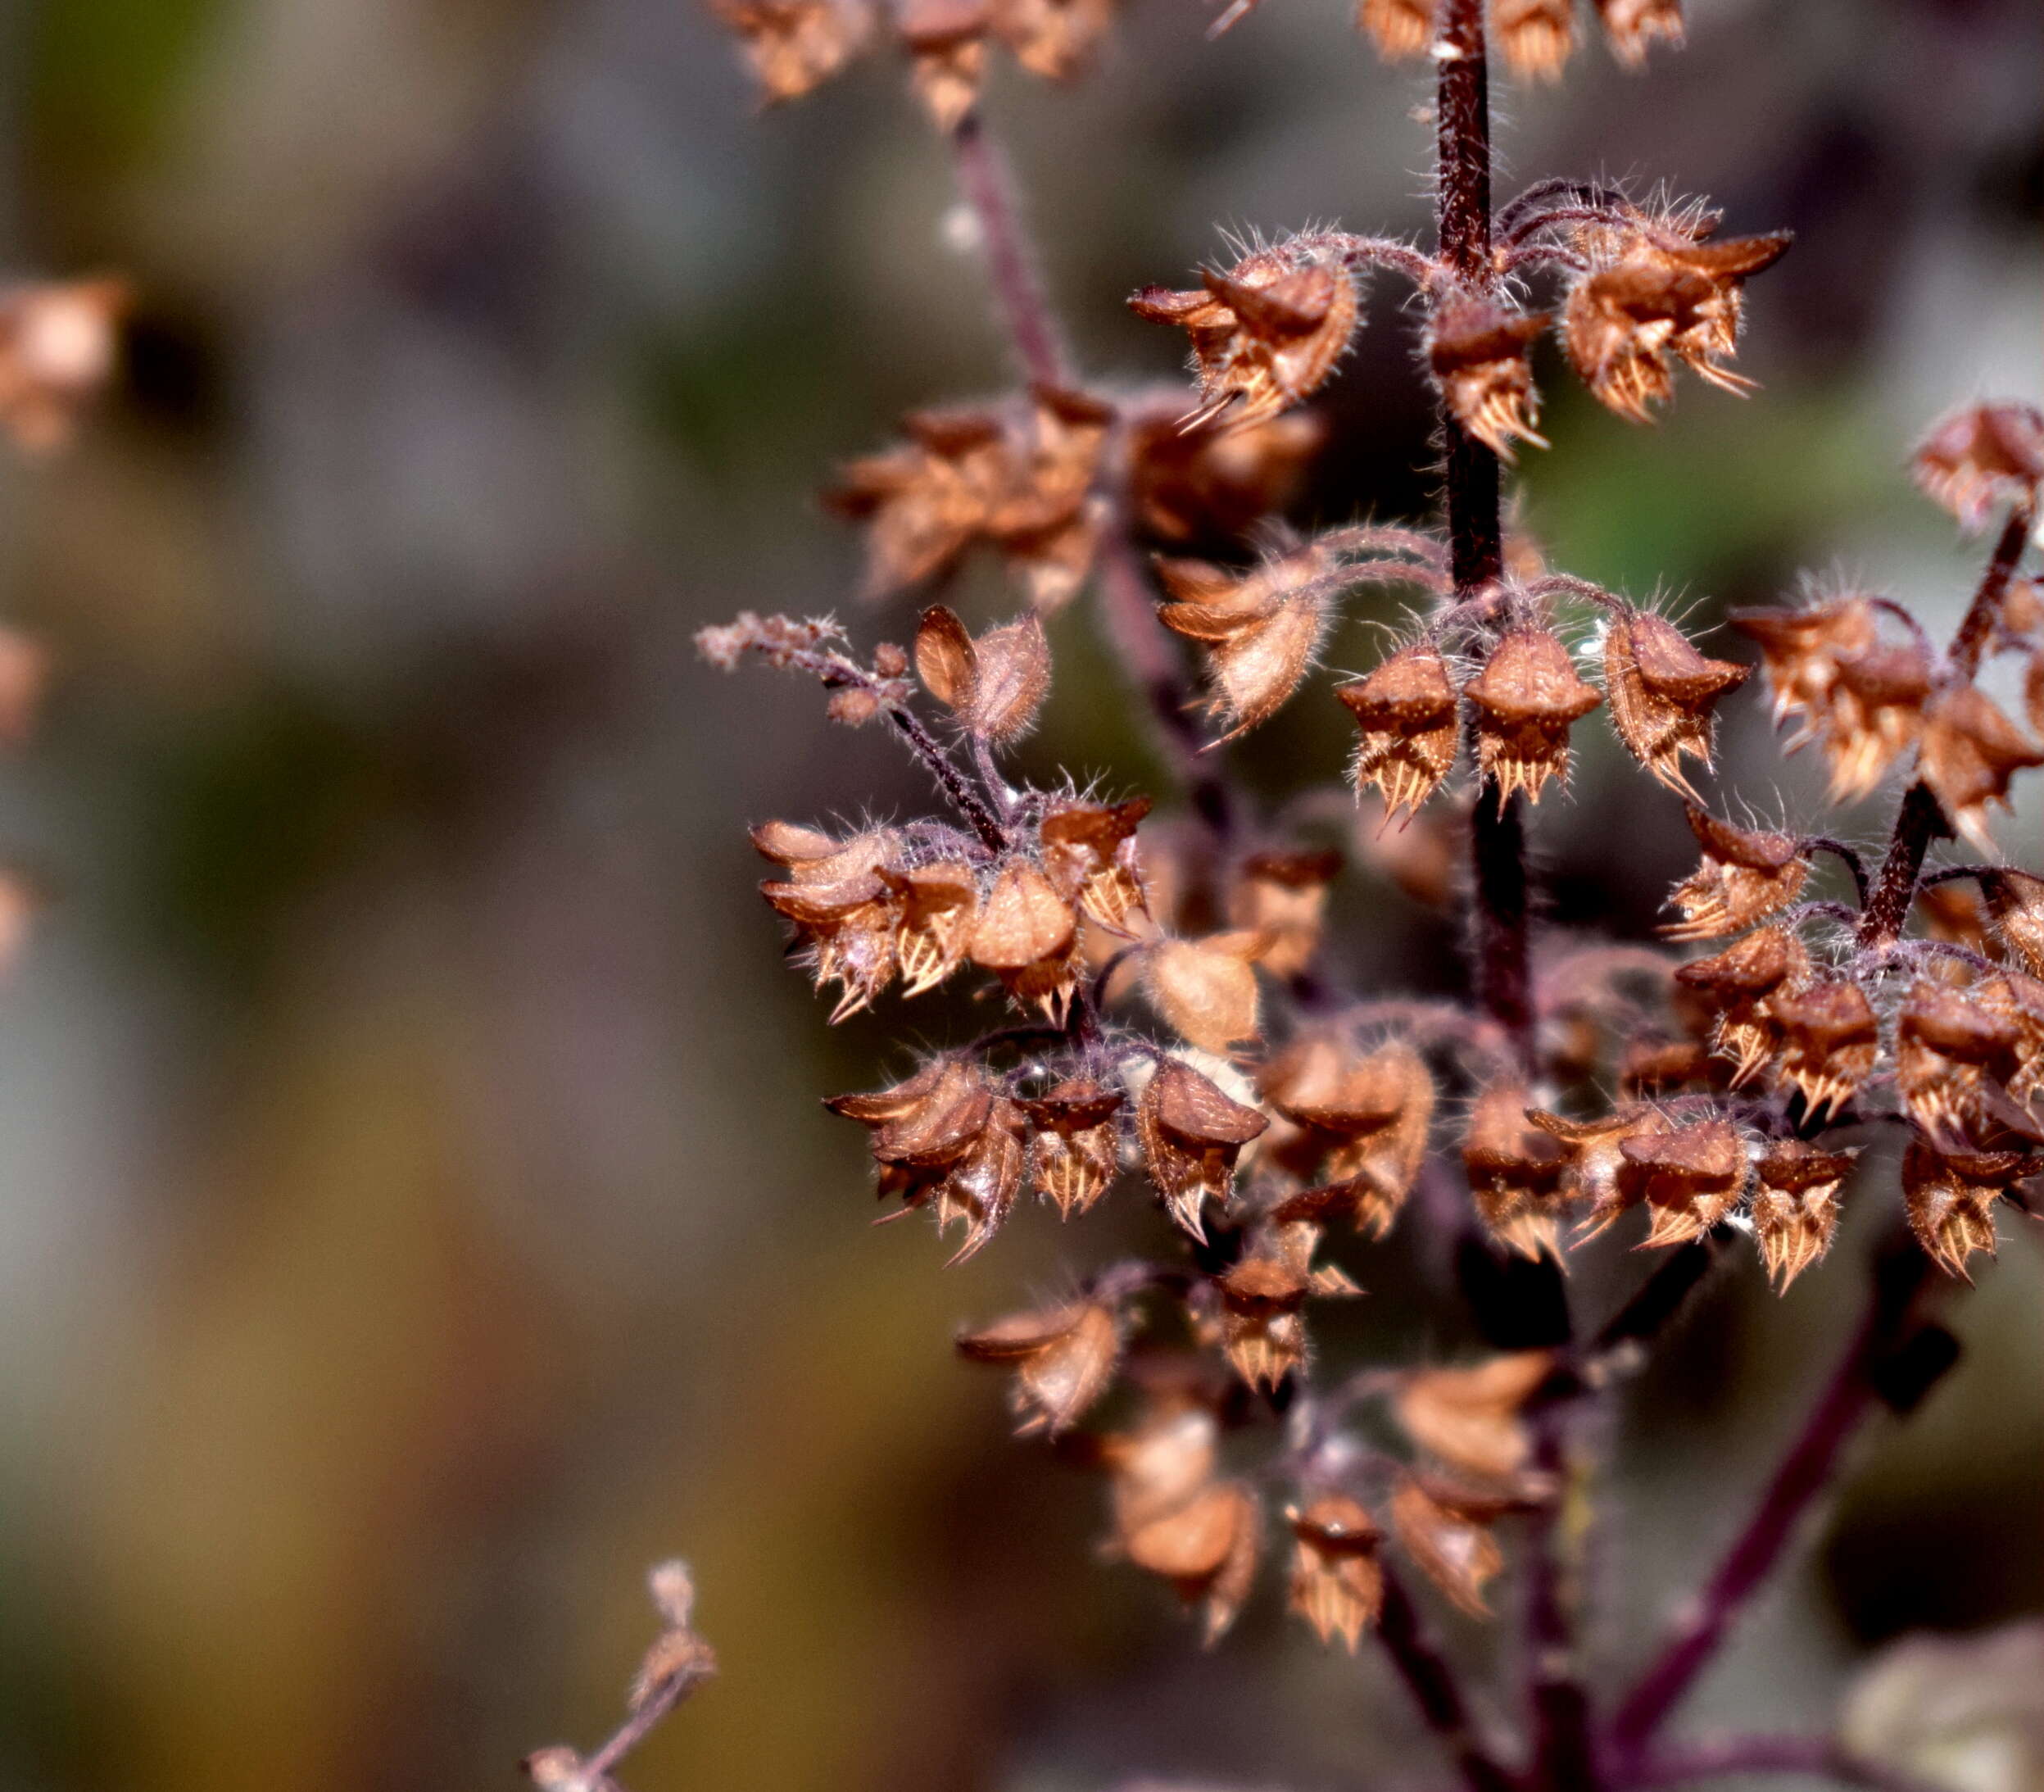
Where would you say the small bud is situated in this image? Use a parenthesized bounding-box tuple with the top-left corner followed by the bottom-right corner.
(1393, 1351, 1557, 1483)
(1338, 642, 1462, 821)
(1593, 0, 1684, 67)
(1465, 628, 1603, 807)
(1356, 0, 1434, 58)
(1389, 1476, 1503, 1619)
(1286, 1495, 1384, 1651)
(1918, 687, 2044, 854)
(1616, 1115, 1748, 1248)
(958, 1300, 1122, 1434)
(1770, 978, 1879, 1121)
(1147, 931, 1267, 1054)
(1427, 294, 1548, 459)
(1016, 1078, 1124, 1217)
(1137, 1056, 1269, 1239)
(1910, 401, 2044, 532)
(708, 0, 875, 103)
(1131, 243, 1362, 432)
(1493, 0, 1575, 83)
(1602, 609, 1750, 801)
(1157, 548, 1333, 740)
(1897, 982, 2023, 1146)
(1751, 1141, 1855, 1291)
(1901, 1141, 2031, 1280)
(1663, 806, 1808, 941)
(1462, 1082, 1568, 1261)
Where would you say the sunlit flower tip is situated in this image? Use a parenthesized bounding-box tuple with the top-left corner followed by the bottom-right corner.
(1918, 687, 2044, 853)
(1616, 1116, 1747, 1249)
(1229, 849, 1344, 980)
(1265, 1037, 1434, 1238)
(990, 0, 1116, 79)
(1820, 640, 1933, 804)
(1427, 294, 1549, 460)
(1663, 805, 1807, 941)
(1526, 1106, 1651, 1239)
(1016, 1078, 1124, 1217)
(1155, 547, 1335, 739)
(1136, 1056, 1269, 1240)
(1751, 1141, 1853, 1291)
(1356, 0, 1436, 58)
(957, 1300, 1122, 1434)
(1039, 794, 1151, 932)
(970, 858, 1080, 1017)
(1462, 1082, 1569, 1261)
(0, 276, 131, 453)
(895, 0, 990, 129)
(1493, 0, 1577, 83)
(1593, 0, 1684, 68)
(1389, 1476, 1504, 1619)
(1897, 982, 2024, 1147)
(1563, 230, 1790, 423)
(1901, 1141, 2031, 1281)
(1393, 1351, 1557, 1484)
(1672, 924, 1812, 1087)
(1602, 609, 1750, 800)
(1465, 627, 1603, 808)
(1910, 401, 2044, 532)
(707, 0, 875, 103)
(1337, 643, 1461, 821)
(1130, 244, 1361, 433)
(1770, 978, 1879, 1122)
(1285, 1495, 1383, 1651)
(1125, 401, 1325, 547)
(1729, 597, 1879, 742)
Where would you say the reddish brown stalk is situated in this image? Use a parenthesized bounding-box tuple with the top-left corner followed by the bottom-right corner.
(1376, 1567, 1521, 1792)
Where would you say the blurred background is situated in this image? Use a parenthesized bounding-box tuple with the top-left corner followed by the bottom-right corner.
(0, 1, 2038, 1789)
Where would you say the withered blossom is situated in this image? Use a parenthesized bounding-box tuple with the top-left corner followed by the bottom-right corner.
(1616, 1115, 1748, 1248)
(1910, 401, 2044, 532)
(1770, 978, 1879, 1121)
(1465, 627, 1603, 806)
(990, 0, 1115, 78)
(1393, 1350, 1557, 1483)
(1664, 806, 1808, 941)
(1427, 294, 1548, 460)
(1267, 1037, 1435, 1237)
(957, 1300, 1122, 1433)
(1286, 1495, 1384, 1651)
(1137, 1056, 1269, 1238)
(1492, 0, 1576, 82)
(1389, 1476, 1504, 1619)
(1040, 795, 1151, 932)
(1339, 642, 1462, 821)
(756, 822, 908, 1021)
(897, 0, 990, 129)
(708, 0, 875, 103)
(1156, 548, 1333, 739)
(1751, 1141, 1855, 1291)
(1733, 597, 1879, 746)
(1529, 1105, 1652, 1238)
(1673, 924, 1812, 1086)
(1901, 1141, 2031, 1280)
(1820, 640, 1933, 804)
(1462, 1082, 1569, 1259)
(1215, 1220, 1360, 1389)
(885, 860, 981, 996)
(1602, 610, 1749, 801)
(1131, 243, 1361, 431)
(1017, 1078, 1125, 1217)
(1979, 872, 2044, 982)
(1146, 931, 1267, 1055)
(971, 858, 1081, 1016)
(1896, 982, 2024, 1147)
(1917, 686, 2044, 852)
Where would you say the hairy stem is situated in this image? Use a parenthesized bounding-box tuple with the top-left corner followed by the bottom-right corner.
(1946, 501, 2033, 682)
(1375, 1567, 1520, 1792)
(1606, 1248, 1935, 1758)
(948, 111, 1071, 387)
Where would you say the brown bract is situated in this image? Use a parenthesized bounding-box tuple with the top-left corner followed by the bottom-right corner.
(1593, 0, 1684, 66)
(1770, 978, 1879, 1121)
(1563, 232, 1789, 422)
(1286, 1495, 1383, 1651)
(1339, 643, 1462, 821)
(1918, 686, 2044, 853)
(1901, 1141, 2032, 1280)
(1462, 1082, 1569, 1260)
(971, 859, 1081, 1017)
(1528, 1105, 1652, 1238)
(1664, 806, 1807, 942)
(1125, 403, 1324, 546)
(1130, 244, 1362, 432)
(1897, 982, 2024, 1147)
(914, 605, 1053, 741)
(1751, 1141, 1855, 1290)
(1105, 1404, 1261, 1645)
(0, 277, 129, 452)
(1910, 401, 2044, 532)
(1016, 1078, 1125, 1217)
(1394, 1350, 1557, 1483)
(957, 1300, 1122, 1434)
(709, 0, 875, 102)
(1389, 1476, 1504, 1619)
(1603, 610, 1749, 801)
(1267, 1037, 1435, 1237)
(1137, 1057, 1269, 1239)
(1616, 1115, 1747, 1248)
(1465, 627, 1602, 806)
(1156, 548, 1333, 740)
(1428, 294, 1549, 460)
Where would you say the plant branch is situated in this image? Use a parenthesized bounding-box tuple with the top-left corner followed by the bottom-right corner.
(1947, 501, 2033, 682)
(948, 111, 1071, 388)
(1374, 1566, 1520, 1792)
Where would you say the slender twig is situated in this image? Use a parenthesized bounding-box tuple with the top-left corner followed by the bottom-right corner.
(1525, 1396, 1598, 1792)
(948, 111, 1070, 388)
(1375, 1567, 1521, 1792)
(890, 707, 1012, 851)
(1624, 1734, 1947, 1792)
(1947, 502, 2033, 681)
(1800, 838, 1869, 907)
(1605, 1246, 1936, 1759)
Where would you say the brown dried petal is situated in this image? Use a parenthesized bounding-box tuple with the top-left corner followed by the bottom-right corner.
(1228, 849, 1342, 979)
(1466, 628, 1602, 806)
(1389, 1477, 1502, 1619)
(1339, 643, 1461, 819)
(1286, 1496, 1383, 1651)
(1604, 610, 1750, 802)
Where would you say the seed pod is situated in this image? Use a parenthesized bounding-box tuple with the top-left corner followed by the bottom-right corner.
(826, 406, 1004, 597)
(1131, 243, 1362, 432)
(1462, 1082, 1569, 1260)
(1901, 1141, 2031, 1280)
(913, 605, 1054, 742)
(1215, 1221, 1357, 1391)
(1493, 0, 1575, 82)
(1137, 1057, 1270, 1239)
(1770, 978, 1879, 1121)
(1675, 925, 1813, 1086)
(1526, 1106, 1653, 1238)
(883, 861, 980, 997)
(1896, 982, 2023, 1147)
(760, 850, 904, 1023)
(1228, 849, 1343, 979)
(971, 860, 1080, 1018)
(1663, 806, 1807, 942)
(1821, 640, 1933, 804)
(1974, 973, 2044, 1105)
(1393, 1351, 1558, 1483)
(988, 387, 1116, 613)
(1124, 401, 1324, 547)
(1106, 1401, 1260, 1646)
(1427, 295, 1548, 459)
(1918, 687, 2044, 854)
(957, 1300, 1122, 1435)
(1465, 628, 1603, 806)
(1357, 0, 1434, 57)
(1978, 870, 2044, 981)
(1389, 1477, 1503, 1619)
(1593, 0, 1684, 67)
(1286, 1496, 1384, 1651)
(1616, 1116, 1748, 1248)
(1732, 597, 1879, 746)
(708, 0, 876, 103)
(1338, 643, 1462, 820)
(1269, 1038, 1435, 1237)
(1910, 401, 2044, 531)
(1016, 1078, 1124, 1218)
(1603, 610, 1750, 801)
(1751, 1141, 1854, 1290)
(827, 1057, 1013, 1243)
(1157, 549, 1333, 740)
(1039, 795, 1151, 932)
(1147, 931, 1267, 1054)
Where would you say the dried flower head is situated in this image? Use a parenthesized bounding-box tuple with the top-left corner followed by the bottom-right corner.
(1616, 1114, 1748, 1247)
(1770, 978, 1879, 1121)
(1286, 1495, 1384, 1651)
(1228, 849, 1342, 979)
(1138, 1055, 1270, 1238)
(1106, 1402, 1260, 1645)
(1528, 1105, 1652, 1238)
(1674, 924, 1812, 1086)
(1910, 401, 2044, 531)
(1917, 686, 2044, 853)
(1602, 609, 1750, 801)
(1126, 402, 1324, 546)
(1040, 795, 1152, 933)
(1131, 243, 1361, 431)
(1389, 1476, 1504, 1618)
(1215, 1220, 1360, 1388)
(1394, 1350, 1557, 1483)
(0, 277, 129, 452)
(1732, 596, 1879, 746)
(1820, 639, 1934, 803)
(1493, 0, 1576, 82)
(1357, 0, 1434, 57)
(1896, 982, 2023, 1147)
(1017, 1078, 1124, 1217)
(1157, 547, 1334, 739)
(958, 1300, 1122, 1433)
(1268, 1037, 1435, 1236)
(756, 821, 909, 1020)
(1462, 1082, 1569, 1259)
(1465, 626, 1603, 806)
(1339, 642, 1462, 820)
(1428, 293, 1549, 459)
(971, 858, 1081, 1017)
(709, 0, 875, 102)
(1664, 806, 1808, 941)
(1901, 1141, 2031, 1280)
(886, 860, 981, 996)
(1750, 1141, 1854, 1290)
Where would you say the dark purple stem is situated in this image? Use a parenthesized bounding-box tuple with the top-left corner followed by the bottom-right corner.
(1375, 1567, 1520, 1792)
(948, 111, 1070, 387)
